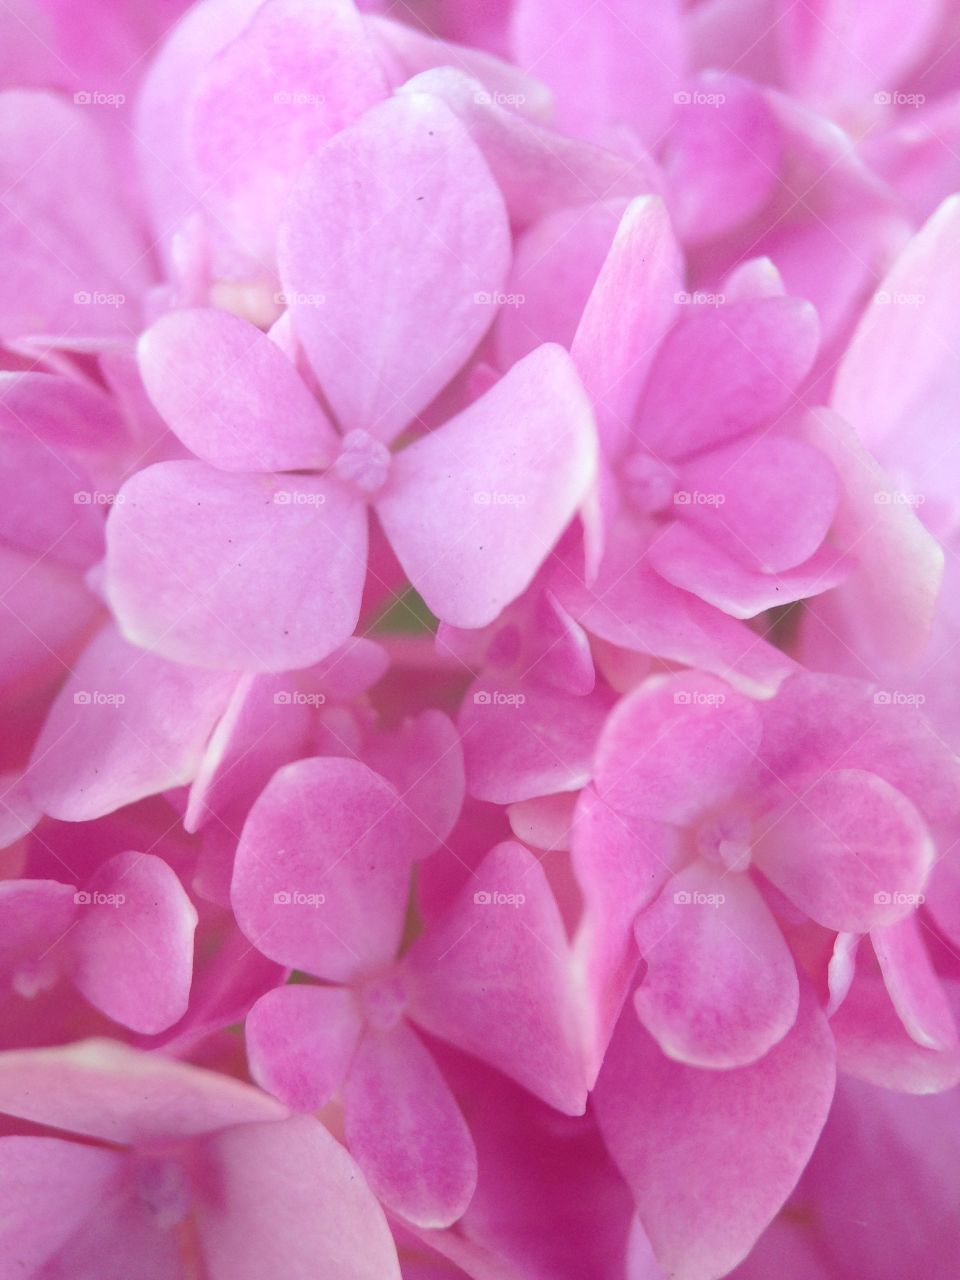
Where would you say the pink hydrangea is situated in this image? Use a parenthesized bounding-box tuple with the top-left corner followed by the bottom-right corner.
(2, 1, 960, 1277)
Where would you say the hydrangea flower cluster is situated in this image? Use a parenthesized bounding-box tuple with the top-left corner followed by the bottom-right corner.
(3, 1, 960, 1276)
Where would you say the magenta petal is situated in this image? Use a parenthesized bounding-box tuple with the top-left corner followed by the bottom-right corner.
(0, 1040, 285, 1142)
(105, 462, 367, 671)
(377, 344, 597, 628)
(872, 916, 958, 1052)
(344, 1022, 477, 1228)
(405, 841, 587, 1115)
(246, 984, 362, 1111)
(633, 864, 800, 1068)
(571, 197, 683, 460)
(27, 623, 236, 821)
(197, 1115, 401, 1280)
(0, 880, 77, 976)
(0, 1137, 125, 1276)
(594, 985, 836, 1280)
(231, 757, 419, 982)
(69, 852, 197, 1035)
(754, 770, 934, 932)
(138, 309, 338, 472)
(187, 0, 387, 261)
(594, 672, 762, 826)
(278, 92, 510, 443)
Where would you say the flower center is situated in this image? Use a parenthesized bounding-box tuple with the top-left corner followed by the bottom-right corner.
(332, 430, 392, 495)
(694, 810, 752, 872)
(357, 969, 407, 1031)
(622, 452, 677, 515)
(135, 1157, 192, 1231)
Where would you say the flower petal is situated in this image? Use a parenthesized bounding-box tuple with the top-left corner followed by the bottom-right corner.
(343, 1022, 477, 1228)
(105, 462, 367, 671)
(246, 983, 363, 1111)
(378, 344, 596, 627)
(278, 92, 510, 442)
(138, 309, 338, 472)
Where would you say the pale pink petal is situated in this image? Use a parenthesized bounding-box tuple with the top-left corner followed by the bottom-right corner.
(396, 68, 657, 228)
(0, 1137, 126, 1276)
(633, 863, 800, 1068)
(872, 916, 958, 1051)
(184, 672, 313, 833)
(69, 852, 197, 1035)
(343, 1022, 477, 1227)
(830, 973, 960, 1094)
(197, 1115, 401, 1280)
(405, 842, 587, 1114)
(508, 791, 578, 852)
(0, 91, 150, 342)
(278, 93, 509, 442)
(826, 931, 861, 1015)
(571, 197, 683, 460)
(675, 435, 838, 573)
(594, 986, 836, 1280)
(138, 309, 338, 472)
(0, 1039, 286, 1142)
(494, 200, 625, 371)
(105, 462, 367, 671)
(594, 671, 761, 826)
(552, 522, 797, 696)
(363, 710, 465, 858)
(460, 678, 612, 804)
(648, 521, 850, 617)
(246, 983, 362, 1111)
(231, 757, 419, 982)
(754, 770, 934, 932)
(187, 0, 387, 262)
(800, 411, 944, 667)
(571, 786, 683, 1082)
(377, 344, 596, 627)
(637, 297, 820, 461)
(664, 72, 782, 243)
(509, 0, 685, 148)
(27, 623, 236, 821)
